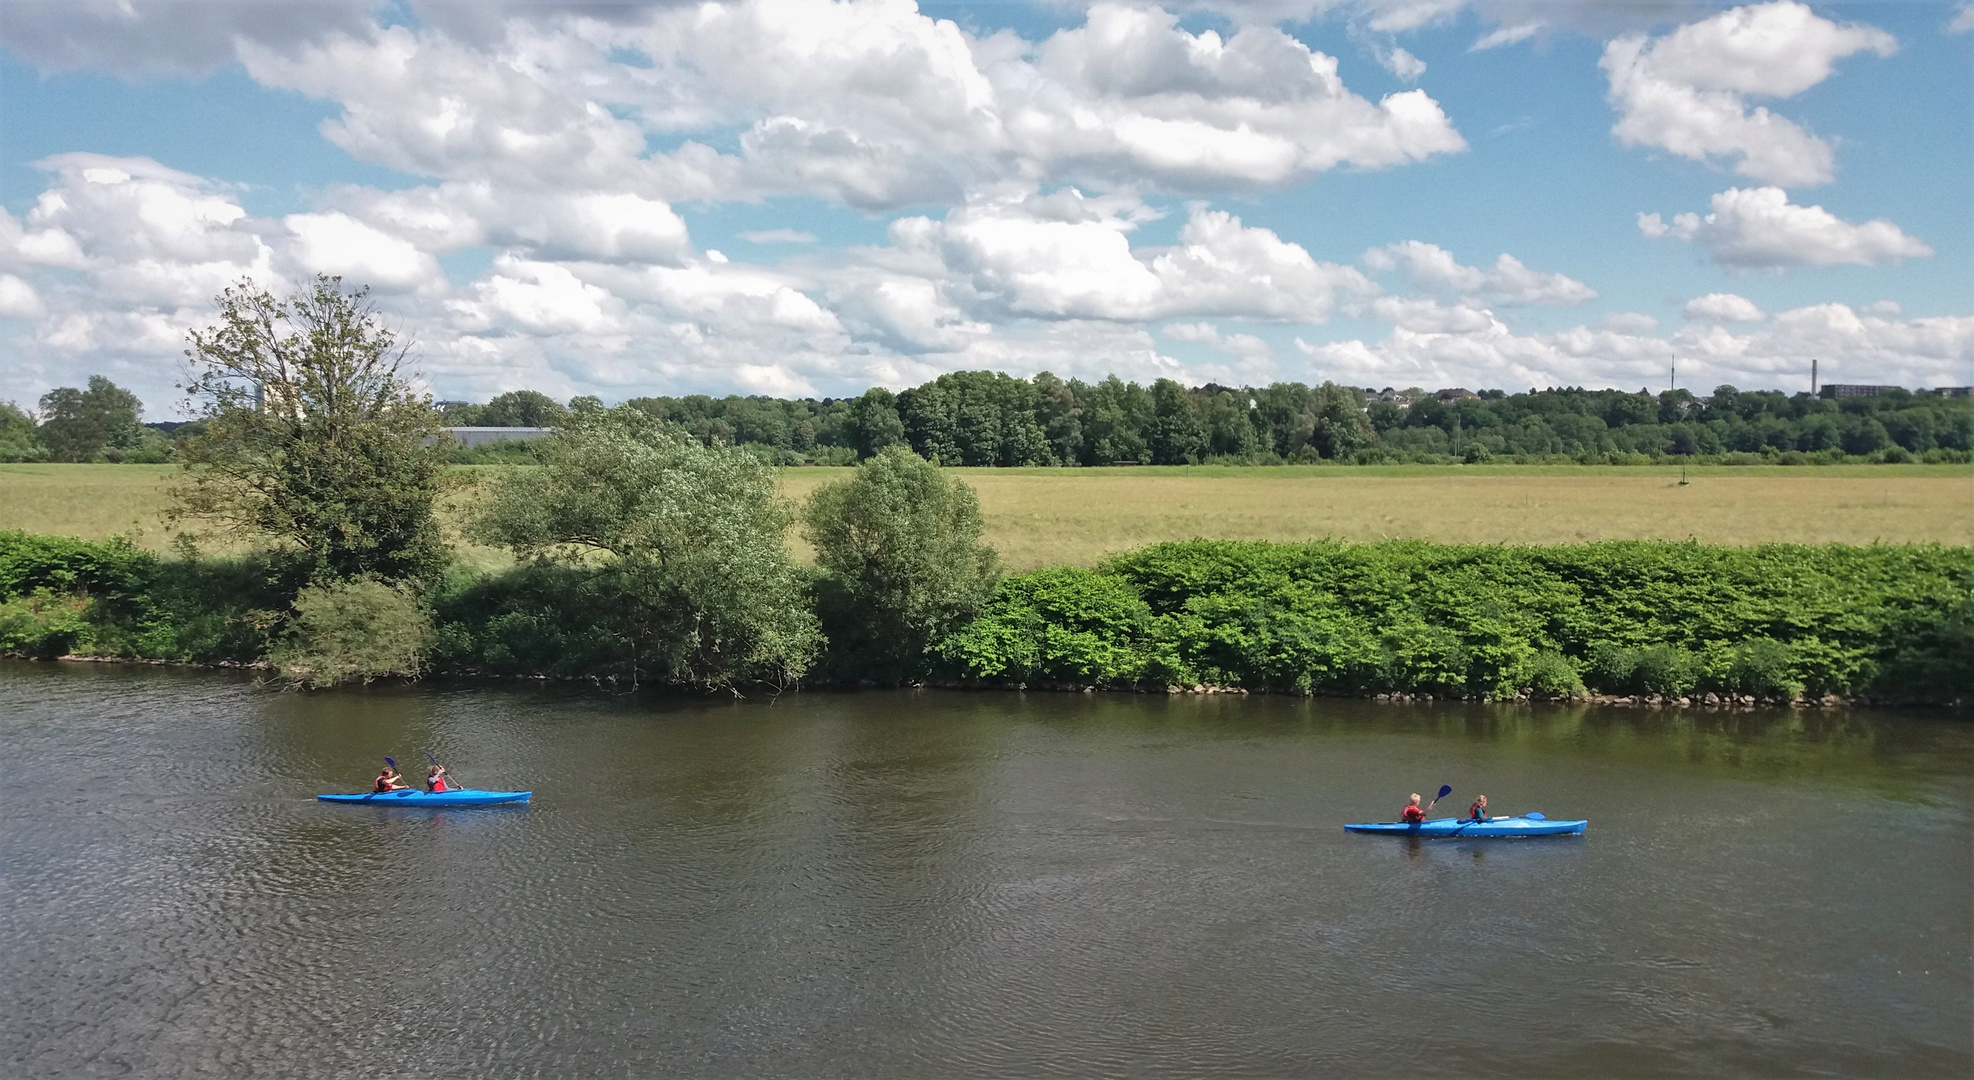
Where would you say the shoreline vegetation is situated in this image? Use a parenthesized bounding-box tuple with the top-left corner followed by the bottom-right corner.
(7, 277, 1964, 708)
(4, 528, 1968, 708)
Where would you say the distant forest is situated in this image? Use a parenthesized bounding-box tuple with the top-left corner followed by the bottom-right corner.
(6, 371, 1970, 466)
(441, 372, 1974, 467)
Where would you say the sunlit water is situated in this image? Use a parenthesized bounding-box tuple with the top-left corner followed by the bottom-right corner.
(3, 662, 1968, 1078)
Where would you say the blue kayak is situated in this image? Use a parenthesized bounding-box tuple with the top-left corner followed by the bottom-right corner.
(1344, 815, 1584, 837)
(317, 788, 531, 807)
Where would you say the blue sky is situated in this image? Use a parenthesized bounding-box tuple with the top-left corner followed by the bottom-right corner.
(2, 1, 1969, 415)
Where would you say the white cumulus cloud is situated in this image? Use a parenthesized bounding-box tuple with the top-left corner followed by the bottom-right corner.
(1164, 321, 1274, 364)
(1639, 187, 1933, 269)
(282, 212, 445, 294)
(1299, 301, 1973, 392)
(219, 2, 1465, 211)
(1364, 241, 1596, 305)
(1684, 292, 1766, 322)
(905, 190, 1376, 323)
(1602, 1, 1896, 188)
(0, 274, 47, 320)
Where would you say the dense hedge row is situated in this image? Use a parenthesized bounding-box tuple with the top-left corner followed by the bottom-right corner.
(939, 540, 1974, 702)
(0, 531, 298, 663)
(6, 530, 1970, 704)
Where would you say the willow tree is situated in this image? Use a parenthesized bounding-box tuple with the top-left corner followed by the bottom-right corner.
(469, 406, 820, 692)
(802, 446, 999, 682)
(174, 276, 452, 582)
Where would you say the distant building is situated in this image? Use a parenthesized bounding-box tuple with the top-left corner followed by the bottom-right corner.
(1818, 384, 1904, 399)
(1934, 387, 1972, 398)
(434, 400, 473, 409)
(443, 426, 555, 447)
(1434, 388, 1479, 403)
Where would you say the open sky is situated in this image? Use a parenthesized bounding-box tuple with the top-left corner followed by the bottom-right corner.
(2, 0, 1969, 415)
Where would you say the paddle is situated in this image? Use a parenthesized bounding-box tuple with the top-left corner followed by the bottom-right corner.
(1426, 783, 1451, 814)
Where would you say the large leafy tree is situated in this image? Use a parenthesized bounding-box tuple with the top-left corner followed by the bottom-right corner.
(174, 275, 452, 583)
(1309, 382, 1374, 459)
(38, 376, 144, 462)
(469, 406, 820, 691)
(479, 390, 568, 428)
(843, 387, 906, 459)
(0, 401, 47, 462)
(803, 445, 1000, 682)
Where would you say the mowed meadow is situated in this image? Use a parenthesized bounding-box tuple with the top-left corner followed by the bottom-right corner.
(5, 462, 1969, 570)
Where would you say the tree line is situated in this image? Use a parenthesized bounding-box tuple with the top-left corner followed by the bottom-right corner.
(449, 371, 1972, 467)
(0, 377, 179, 463)
(13, 368, 1970, 468)
(1, 276, 1967, 702)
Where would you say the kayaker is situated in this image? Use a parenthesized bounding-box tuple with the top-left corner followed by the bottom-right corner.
(1401, 794, 1427, 824)
(425, 764, 450, 793)
(1468, 795, 1489, 821)
(374, 766, 408, 793)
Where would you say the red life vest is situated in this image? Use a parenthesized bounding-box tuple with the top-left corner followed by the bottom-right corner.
(1401, 804, 1426, 823)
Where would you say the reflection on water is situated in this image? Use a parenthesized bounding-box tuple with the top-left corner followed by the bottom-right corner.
(2, 661, 1968, 1078)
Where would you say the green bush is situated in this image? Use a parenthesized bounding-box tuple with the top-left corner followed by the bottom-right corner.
(268, 578, 434, 689)
(1584, 641, 1637, 693)
(939, 540, 1973, 701)
(1632, 643, 1699, 696)
(1526, 650, 1584, 697)
(467, 407, 820, 690)
(1715, 638, 1804, 698)
(803, 446, 1000, 682)
(0, 592, 91, 657)
(939, 567, 1179, 686)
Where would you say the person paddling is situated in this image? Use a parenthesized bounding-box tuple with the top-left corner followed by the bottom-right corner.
(1401, 793, 1428, 824)
(425, 764, 450, 793)
(374, 766, 408, 793)
(1468, 795, 1489, 821)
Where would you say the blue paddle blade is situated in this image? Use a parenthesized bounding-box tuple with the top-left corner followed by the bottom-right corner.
(384, 756, 396, 768)
(1524, 811, 1546, 820)
(422, 750, 439, 764)
(1437, 784, 1452, 798)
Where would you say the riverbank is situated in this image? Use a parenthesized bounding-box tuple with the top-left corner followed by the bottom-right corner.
(7, 530, 1970, 704)
(21, 654, 1963, 712)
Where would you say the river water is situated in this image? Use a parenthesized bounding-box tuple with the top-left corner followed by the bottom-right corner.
(2, 661, 1968, 1078)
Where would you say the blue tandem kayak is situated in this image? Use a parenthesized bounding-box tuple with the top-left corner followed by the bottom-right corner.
(317, 788, 531, 807)
(1344, 815, 1584, 837)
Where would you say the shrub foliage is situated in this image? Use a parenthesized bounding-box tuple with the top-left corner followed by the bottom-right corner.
(6, 529, 1968, 703)
(465, 405, 820, 691)
(268, 578, 435, 689)
(940, 539, 1973, 701)
(803, 446, 1000, 682)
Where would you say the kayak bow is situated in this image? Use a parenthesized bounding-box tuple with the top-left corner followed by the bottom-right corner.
(317, 788, 531, 807)
(1344, 815, 1584, 837)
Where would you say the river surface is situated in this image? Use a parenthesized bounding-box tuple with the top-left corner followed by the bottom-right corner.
(2, 662, 1969, 1078)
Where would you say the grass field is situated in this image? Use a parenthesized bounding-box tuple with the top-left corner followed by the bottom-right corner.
(3, 462, 1969, 571)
